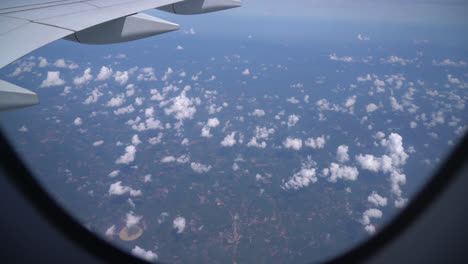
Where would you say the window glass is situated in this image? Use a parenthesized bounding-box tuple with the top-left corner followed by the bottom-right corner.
(1, 1, 467, 263)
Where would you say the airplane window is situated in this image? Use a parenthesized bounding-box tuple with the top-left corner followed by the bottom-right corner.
(1, 1, 467, 263)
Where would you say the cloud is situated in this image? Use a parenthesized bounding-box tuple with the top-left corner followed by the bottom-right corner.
(96, 66, 113, 81)
(73, 117, 82, 126)
(327, 162, 359, 183)
(163, 91, 197, 121)
(390, 96, 404, 111)
(287, 115, 300, 127)
(105, 225, 116, 236)
(283, 137, 303, 150)
(83, 88, 103, 104)
(281, 156, 317, 190)
(161, 67, 173, 81)
(173, 216, 186, 233)
(131, 134, 141, 145)
(108, 181, 142, 197)
(447, 74, 460, 84)
(73, 68, 93, 85)
(221, 132, 237, 147)
(115, 145, 136, 164)
(125, 211, 142, 228)
(148, 133, 164, 145)
(53, 59, 77, 69)
(368, 191, 388, 207)
(176, 45, 184, 50)
(304, 136, 326, 149)
(108, 170, 119, 178)
(432, 59, 466, 67)
(182, 27, 196, 35)
(132, 246, 158, 262)
(357, 74, 372, 82)
(206, 118, 220, 128)
(329, 53, 353, 62)
(357, 33, 370, 41)
(161, 156, 176, 163)
(380, 56, 410, 66)
(106, 94, 126, 107)
(40, 71, 65, 87)
(113, 104, 135, 115)
(190, 162, 212, 174)
(361, 208, 382, 226)
(366, 103, 378, 113)
(344, 96, 357, 107)
(144, 174, 152, 182)
(336, 145, 349, 163)
(137, 67, 157, 81)
(38, 57, 49, 67)
(114, 71, 129, 85)
(92, 140, 104, 147)
(251, 109, 265, 117)
(18, 125, 28, 132)
(242, 68, 250, 75)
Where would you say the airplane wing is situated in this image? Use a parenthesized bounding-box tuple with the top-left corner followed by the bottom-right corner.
(0, 0, 241, 112)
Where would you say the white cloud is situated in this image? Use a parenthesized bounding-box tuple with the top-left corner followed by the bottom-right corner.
(329, 53, 353, 62)
(73, 117, 82, 126)
(221, 132, 237, 147)
(327, 162, 359, 183)
(206, 118, 220, 128)
(365, 224, 376, 234)
(344, 96, 357, 107)
(368, 191, 388, 207)
(125, 211, 142, 228)
(18, 125, 28, 132)
(357, 33, 370, 41)
(251, 109, 265, 117)
(109, 181, 142, 197)
(281, 156, 317, 190)
(336, 145, 349, 163)
(38, 56, 49, 67)
(115, 145, 136, 165)
(182, 27, 196, 35)
(173, 216, 186, 233)
(447, 74, 460, 84)
(137, 67, 157, 81)
(106, 94, 125, 107)
(242, 68, 250, 75)
(132, 246, 158, 262)
(113, 104, 135, 115)
(176, 45, 184, 50)
(176, 154, 190, 164)
(83, 88, 103, 104)
(287, 115, 300, 127)
(40, 71, 65, 87)
(283, 137, 303, 150)
(287, 97, 300, 104)
(92, 140, 104, 147)
(163, 91, 197, 121)
(144, 174, 152, 182)
(131, 134, 141, 145)
(161, 156, 176, 163)
(366, 103, 378, 113)
(190, 162, 212, 174)
(96, 66, 113, 81)
(390, 96, 404, 111)
(304, 136, 326, 149)
(432, 59, 466, 67)
(161, 67, 173, 81)
(108, 170, 119, 178)
(73, 68, 92, 85)
(105, 225, 116, 236)
(114, 71, 129, 85)
(357, 74, 372, 82)
(361, 208, 382, 226)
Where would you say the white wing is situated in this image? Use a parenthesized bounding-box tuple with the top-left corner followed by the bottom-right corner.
(0, 0, 241, 112)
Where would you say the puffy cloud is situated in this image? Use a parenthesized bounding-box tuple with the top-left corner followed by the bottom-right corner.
(38, 56, 49, 67)
(105, 225, 116, 236)
(380, 56, 410, 66)
(40, 71, 65, 87)
(108, 181, 142, 197)
(73, 117, 82, 126)
(327, 162, 359, 183)
(96, 66, 113, 81)
(206, 118, 220, 128)
(201, 126, 213, 138)
(356, 154, 381, 172)
(176, 154, 190, 164)
(251, 109, 265, 117)
(161, 156, 176, 163)
(283, 137, 303, 150)
(161, 67, 173, 81)
(247, 137, 266, 148)
(163, 91, 197, 121)
(287, 97, 300, 104)
(115, 145, 136, 164)
(357, 74, 372, 82)
(125, 211, 142, 228)
(447, 74, 460, 84)
(137, 67, 157, 81)
(144, 174, 152, 182)
(366, 103, 378, 113)
(344, 96, 357, 107)
(148, 133, 164, 145)
(364, 224, 376, 234)
(73, 68, 92, 85)
(18, 125, 28, 132)
(329, 53, 352, 62)
(389, 96, 404, 111)
(114, 71, 129, 85)
(173, 216, 186, 233)
(83, 88, 103, 104)
(131, 134, 141, 145)
(176, 45, 184, 50)
(108, 170, 119, 178)
(201, 118, 220, 138)
(432, 59, 466, 67)
(106, 94, 125, 107)
(287, 114, 300, 127)
(242, 68, 250, 75)
(132, 246, 158, 262)
(281, 156, 317, 190)
(357, 33, 370, 41)
(361, 208, 382, 226)
(304, 136, 326, 149)
(113, 104, 135, 115)
(221, 132, 237, 147)
(92, 140, 104, 147)
(190, 162, 212, 174)
(336, 145, 349, 163)
(368, 191, 388, 207)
